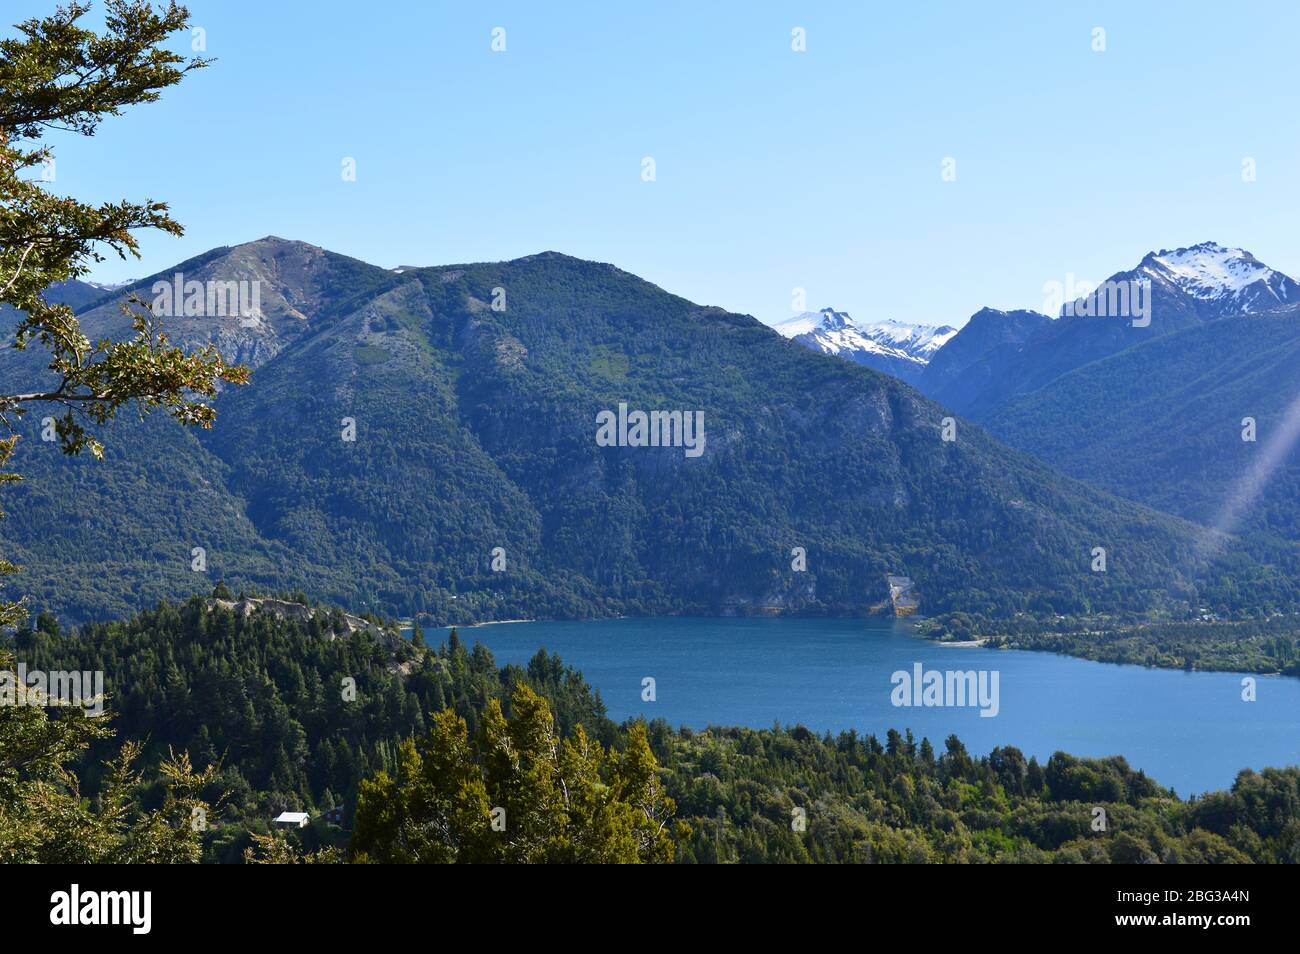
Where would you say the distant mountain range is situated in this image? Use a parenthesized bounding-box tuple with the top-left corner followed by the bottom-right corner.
(778, 242, 1300, 416)
(984, 307, 1300, 543)
(773, 308, 956, 385)
(3, 237, 1288, 625)
(780, 241, 1300, 558)
(919, 241, 1300, 418)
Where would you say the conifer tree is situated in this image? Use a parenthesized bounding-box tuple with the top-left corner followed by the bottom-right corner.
(350, 684, 678, 863)
(0, 649, 216, 862)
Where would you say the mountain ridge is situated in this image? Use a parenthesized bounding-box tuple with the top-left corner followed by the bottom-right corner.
(774, 307, 956, 385)
(3, 237, 1296, 624)
(983, 306, 1300, 548)
(919, 242, 1300, 418)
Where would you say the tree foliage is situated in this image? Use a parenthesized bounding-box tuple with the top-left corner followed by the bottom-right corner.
(20, 594, 614, 861)
(0, 647, 215, 862)
(0, 0, 246, 625)
(18, 597, 1300, 863)
(350, 684, 678, 863)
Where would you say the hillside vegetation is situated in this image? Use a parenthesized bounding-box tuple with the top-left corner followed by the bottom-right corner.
(4, 240, 1298, 625)
(12, 596, 1300, 863)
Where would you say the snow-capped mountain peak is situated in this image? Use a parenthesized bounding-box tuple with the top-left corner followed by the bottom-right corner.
(858, 318, 959, 358)
(1139, 241, 1297, 313)
(773, 307, 852, 338)
(774, 308, 957, 385)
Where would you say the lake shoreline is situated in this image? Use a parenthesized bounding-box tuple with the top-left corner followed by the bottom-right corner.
(410, 609, 1300, 681)
(455, 615, 1300, 796)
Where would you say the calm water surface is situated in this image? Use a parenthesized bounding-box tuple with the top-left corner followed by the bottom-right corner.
(428, 616, 1300, 795)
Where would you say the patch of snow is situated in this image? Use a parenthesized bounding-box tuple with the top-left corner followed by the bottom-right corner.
(861, 319, 958, 357)
(775, 308, 955, 363)
(774, 309, 836, 338)
(1144, 242, 1282, 305)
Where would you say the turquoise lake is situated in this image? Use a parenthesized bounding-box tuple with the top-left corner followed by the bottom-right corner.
(422, 616, 1300, 796)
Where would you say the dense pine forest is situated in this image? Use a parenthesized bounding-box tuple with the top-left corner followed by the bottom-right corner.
(5, 595, 1298, 863)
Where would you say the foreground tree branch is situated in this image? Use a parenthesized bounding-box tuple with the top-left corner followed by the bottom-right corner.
(0, 1, 245, 625)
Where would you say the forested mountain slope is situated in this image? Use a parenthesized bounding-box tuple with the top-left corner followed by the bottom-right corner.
(2, 239, 1296, 623)
(986, 307, 1300, 545)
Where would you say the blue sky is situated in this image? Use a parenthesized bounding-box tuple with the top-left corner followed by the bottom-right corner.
(23, 0, 1300, 327)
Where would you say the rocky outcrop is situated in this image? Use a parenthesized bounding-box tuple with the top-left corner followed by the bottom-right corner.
(208, 597, 403, 651)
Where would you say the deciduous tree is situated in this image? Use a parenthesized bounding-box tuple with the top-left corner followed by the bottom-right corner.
(0, 1, 246, 626)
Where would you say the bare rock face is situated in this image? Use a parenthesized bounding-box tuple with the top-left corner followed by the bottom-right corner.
(208, 596, 402, 651)
(72, 237, 392, 373)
